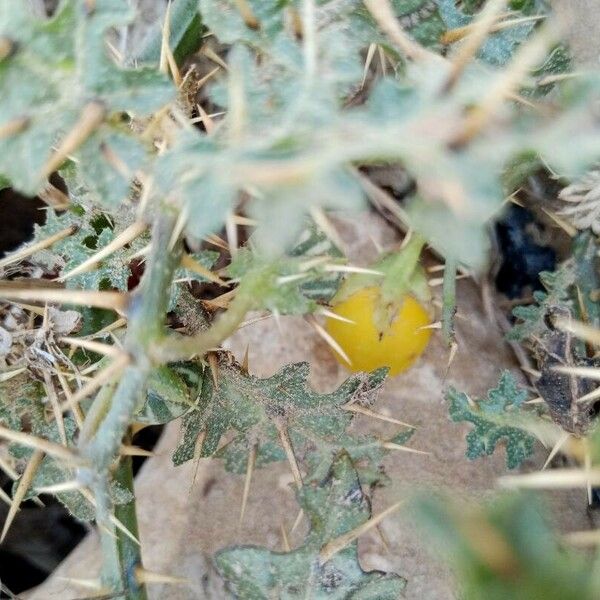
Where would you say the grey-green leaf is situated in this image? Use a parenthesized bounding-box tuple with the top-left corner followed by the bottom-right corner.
(172, 354, 391, 478)
(0, 0, 173, 195)
(136, 362, 203, 425)
(447, 371, 536, 469)
(216, 452, 406, 599)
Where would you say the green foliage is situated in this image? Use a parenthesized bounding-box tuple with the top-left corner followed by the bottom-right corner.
(134, 0, 203, 65)
(3, 0, 583, 274)
(0, 374, 45, 432)
(136, 362, 203, 425)
(438, 0, 539, 65)
(172, 353, 401, 482)
(25, 451, 134, 521)
(152, 0, 579, 264)
(1, 1, 600, 598)
(169, 249, 220, 310)
(508, 262, 576, 342)
(0, 389, 132, 521)
(507, 232, 597, 345)
(200, 0, 288, 48)
(447, 371, 535, 469)
(571, 231, 600, 327)
(406, 196, 493, 271)
(216, 452, 406, 599)
(29, 205, 147, 290)
(415, 492, 600, 600)
(0, 0, 173, 199)
(304, 428, 414, 487)
(530, 44, 572, 96)
(227, 228, 343, 315)
(288, 227, 345, 303)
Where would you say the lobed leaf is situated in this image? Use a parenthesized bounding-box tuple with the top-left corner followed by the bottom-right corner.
(173, 355, 387, 467)
(447, 371, 535, 469)
(216, 452, 406, 599)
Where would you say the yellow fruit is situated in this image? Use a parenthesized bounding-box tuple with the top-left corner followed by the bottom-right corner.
(325, 287, 432, 376)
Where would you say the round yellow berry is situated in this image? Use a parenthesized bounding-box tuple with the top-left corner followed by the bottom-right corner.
(325, 287, 432, 376)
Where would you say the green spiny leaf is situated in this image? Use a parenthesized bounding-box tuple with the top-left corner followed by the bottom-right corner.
(0, 0, 173, 197)
(447, 371, 535, 469)
(199, 0, 285, 48)
(304, 428, 414, 487)
(29, 206, 147, 291)
(0, 374, 45, 432)
(172, 353, 389, 473)
(216, 452, 406, 599)
(134, 0, 203, 66)
(169, 250, 220, 311)
(6, 414, 131, 521)
(227, 231, 342, 316)
(24, 452, 134, 522)
(136, 361, 204, 425)
(437, 0, 539, 66)
(508, 259, 576, 342)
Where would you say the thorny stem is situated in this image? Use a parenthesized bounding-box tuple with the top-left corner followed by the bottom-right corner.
(442, 257, 457, 347)
(93, 453, 145, 600)
(114, 446, 146, 599)
(77, 211, 263, 598)
(80, 214, 181, 469)
(79, 213, 181, 598)
(93, 476, 124, 596)
(78, 379, 116, 446)
(572, 232, 600, 329)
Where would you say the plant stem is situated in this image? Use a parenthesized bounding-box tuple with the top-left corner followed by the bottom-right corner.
(78, 379, 116, 446)
(572, 231, 600, 328)
(94, 452, 146, 600)
(84, 368, 150, 469)
(114, 447, 146, 600)
(150, 288, 255, 363)
(81, 213, 181, 470)
(80, 212, 181, 598)
(93, 476, 126, 598)
(442, 257, 457, 347)
(77, 213, 265, 597)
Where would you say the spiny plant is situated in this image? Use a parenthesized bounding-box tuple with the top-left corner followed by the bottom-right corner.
(1, 0, 600, 598)
(415, 492, 600, 600)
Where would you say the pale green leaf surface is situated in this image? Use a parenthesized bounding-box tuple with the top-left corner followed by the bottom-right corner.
(29, 206, 147, 291)
(508, 260, 576, 342)
(168, 250, 220, 312)
(136, 361, 204, 425)
(227, 229, 343, 316)
(0, 0, 173, 196)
